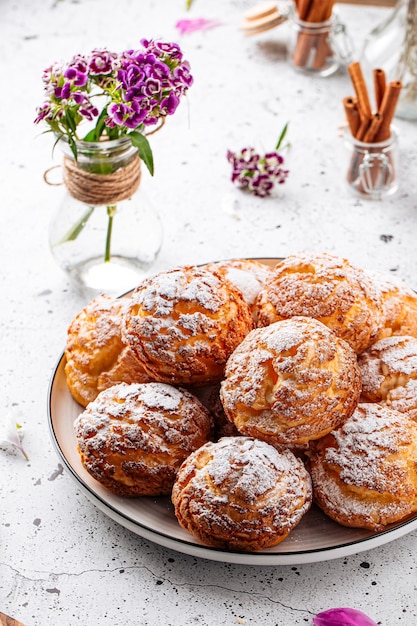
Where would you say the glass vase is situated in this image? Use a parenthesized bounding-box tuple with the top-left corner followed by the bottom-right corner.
(287, 5, 354, 77)
(361, 0, 417, 120)
(48, 136, 163, 297)
(343, 125, 399, 200)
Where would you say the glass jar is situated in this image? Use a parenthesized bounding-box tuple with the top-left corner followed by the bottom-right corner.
(361, 0, 417, 120)
(343, 126, 399, 200)
(288, 6, 354, 77)
(48, 136, 163, 297)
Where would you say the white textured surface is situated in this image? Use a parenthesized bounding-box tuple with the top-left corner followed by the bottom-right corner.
(1, 0, 417, 625)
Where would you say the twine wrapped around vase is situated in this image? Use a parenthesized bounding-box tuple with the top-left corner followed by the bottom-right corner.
(62, 152, 142, 206)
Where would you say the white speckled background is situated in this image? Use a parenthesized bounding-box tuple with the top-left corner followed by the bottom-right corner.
(1, 0, 417, 624)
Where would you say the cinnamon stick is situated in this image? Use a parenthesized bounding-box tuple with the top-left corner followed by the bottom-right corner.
(373, 68, 386, 112)
(295, 0, 313, 21)
(374, 80, 402, 141)
(343, 97, 360, 137)
(308, 0, 335, 22)
(312, 33, 333, 69)
(348, 62, 373, 121)
(362, 113, 383, 143)
(356, 117, 371, 141)
(292, 0, 335, 70)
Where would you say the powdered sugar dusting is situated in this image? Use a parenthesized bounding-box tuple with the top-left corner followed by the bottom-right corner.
(172, 437, 312, 546)
(364, 336, 417, 375)
(366, 269, 417, 339)
(205, 259, 272, 307)
(135, 383, 183, 411)
(359, 336, 417, 402)
(206, 437, 285, 501)
(386, 378, 417, 419)
(367, 268, 415, 298)
(136, 266, 225, 315)
(220, 317, 360, 445)
(256, 251, 383, 353)
(328, 405, 404, 485)
(74, 382, 212, 456)
(121, 265, 254, 385)
(310, 403, 417, 529)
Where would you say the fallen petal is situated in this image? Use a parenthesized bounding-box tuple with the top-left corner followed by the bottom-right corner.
(175, 18, 221, 35)
(313, 608, 379, 626)
(0, 412, 29, 461)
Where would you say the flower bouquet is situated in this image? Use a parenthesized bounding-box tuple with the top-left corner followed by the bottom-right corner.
(35, 40, 193, 173)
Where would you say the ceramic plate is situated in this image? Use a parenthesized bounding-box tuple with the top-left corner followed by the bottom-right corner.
(47, 258, 417, 565)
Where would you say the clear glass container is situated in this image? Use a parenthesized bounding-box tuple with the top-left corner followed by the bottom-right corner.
(48, 137, 163, 297)
(343, 126, 399, 200)
(288, 7, 354, 77)
(361, 0, 417, 120)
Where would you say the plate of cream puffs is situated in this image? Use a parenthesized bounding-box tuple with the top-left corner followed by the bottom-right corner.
(48, 253, 417, 565)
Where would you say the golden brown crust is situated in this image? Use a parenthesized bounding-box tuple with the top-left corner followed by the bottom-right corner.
(96, 345, 152, 393)
(220, 316, 361, 448)
(204, 259, 273, 321)
(255, 251, 383, 354)
(308, 403, 417, 531)
(171, 436, 312, 551)
(65, 294, 152, 407)
(358, 335, 417, 420)
(74, 382, 214, 497)
(65, 294, 126, 407)
(367, 270, 417, 340)
(121, 265, 254, 386)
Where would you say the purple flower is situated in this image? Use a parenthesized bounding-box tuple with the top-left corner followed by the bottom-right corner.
(65, 67, 83, 83)
(34, 102, 52, 123)
(107, 102, 130, 125)
(79, 103, 99, 121)
(241, 148, 260, 168)
(265, 152, 284, 170)
(72, 91, 88, 105)
(160, 92, 180, 115)
(54, 82, 71, 100)
(227, 145, 289, 197)
(89, 49, 117, 75)
(124, 100, 148, 128)
(174, 63, 194, 88)
(251, 173, 274, 197)
(66, 55, 89, 86)
(143, 78, 161, 97)
(313, 608, 379, 626)
(70, 54, 88, 74)
(143, 39, 183, 61)
(149, 61, 170, 80)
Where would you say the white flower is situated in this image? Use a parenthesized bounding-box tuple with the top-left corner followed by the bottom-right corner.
(0, 408, 29, 461)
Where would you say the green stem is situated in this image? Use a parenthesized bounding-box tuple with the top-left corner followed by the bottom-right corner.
(104, 204, 117, 262)
(53, 206, 95, 246)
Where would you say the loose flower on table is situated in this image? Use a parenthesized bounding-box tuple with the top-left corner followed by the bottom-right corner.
(226, 123, 290, 198)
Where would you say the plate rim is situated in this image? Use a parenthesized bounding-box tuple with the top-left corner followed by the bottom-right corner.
(47, 257, 417, 565)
